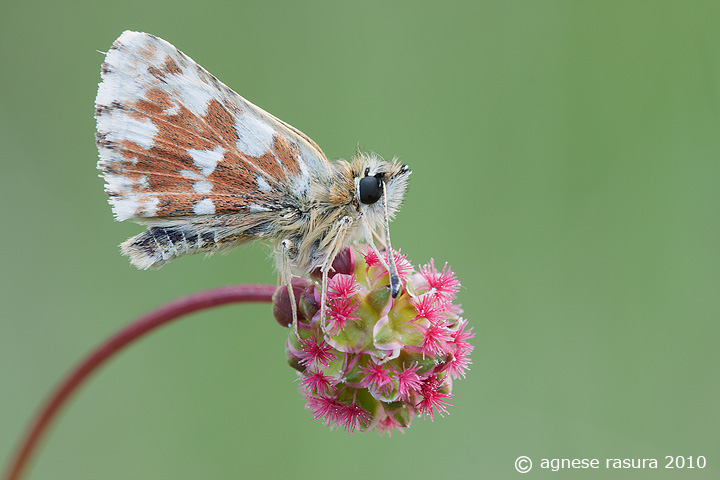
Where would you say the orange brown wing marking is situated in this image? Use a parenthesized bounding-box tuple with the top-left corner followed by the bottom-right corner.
(162, 56, 182, 75)
(117, 140, 194, 194)
(136, 40, 158, 62)
(144, 57, 182, 84)
(209, 157, 258, 192)
(154, 195, 205, 217)
(134, 89, 222, 150)
(206, 99, 242, 145)
(107, 88, 300, 218)
(271, 134, 302, 177)
(245, 150, 287, 182)
(147, 66, 166, 82)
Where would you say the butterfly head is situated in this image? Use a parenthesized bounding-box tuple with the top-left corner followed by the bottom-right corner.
(350, 154, 411, 297)
(352, 154, 411, 225)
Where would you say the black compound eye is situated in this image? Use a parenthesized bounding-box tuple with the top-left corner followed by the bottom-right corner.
(359, 175, 382, 204)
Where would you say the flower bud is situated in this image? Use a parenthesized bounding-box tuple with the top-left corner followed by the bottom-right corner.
(280, 246, 473, 435)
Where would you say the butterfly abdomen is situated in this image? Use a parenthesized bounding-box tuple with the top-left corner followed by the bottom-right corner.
(120, 226, 202, 269)
(121, 224, 248, 269)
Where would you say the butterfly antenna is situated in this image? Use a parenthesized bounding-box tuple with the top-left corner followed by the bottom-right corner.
(382, 184, 402, 297)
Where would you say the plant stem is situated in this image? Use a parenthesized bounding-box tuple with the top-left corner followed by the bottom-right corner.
(3, 284, 277, 480)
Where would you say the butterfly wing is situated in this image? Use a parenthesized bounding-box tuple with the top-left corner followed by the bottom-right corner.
(96, 30, 331, 223)
(95, 31, 336, 269)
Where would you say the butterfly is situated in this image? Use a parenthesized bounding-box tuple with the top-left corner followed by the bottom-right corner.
(95, 31, 411, 331)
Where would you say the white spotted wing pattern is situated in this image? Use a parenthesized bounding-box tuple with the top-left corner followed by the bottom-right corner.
(95, 31, 411, 296)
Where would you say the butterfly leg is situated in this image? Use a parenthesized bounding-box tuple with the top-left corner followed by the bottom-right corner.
(360, 214, 392, 272)
(360, 212, 402, 297)
(319, 215, 355, 336)
(280, 239, 300, 338)
(371, 227, 387, 250)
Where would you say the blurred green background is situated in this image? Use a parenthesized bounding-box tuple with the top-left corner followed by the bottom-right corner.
(1, 1, 718, 479)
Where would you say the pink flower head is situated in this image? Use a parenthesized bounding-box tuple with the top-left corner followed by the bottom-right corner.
(390, 250, 414, 284)
(421, 322, 454, 357)
(452, 318, 475, 355)
(413, 293, 447, 323)
(445, 351, 473, 380)
(305, 394, 340, 425)
(441, 319, 475, 379)
(336, 400, 373, 434)
(419, 259, 461, 301)
(326, 296, 360, 335)
(362, 248, 382, 268)
(376, 414, 405, 437)
(298, 332, 337, 370)
(396, 363, 423, 401)
(304, 388, 373, 434)
(359, 360, 394, 396)
(281, 246, 472, 434)
(328, 273, 358, 299)
(300, 369, 334, 396)
(362, 247, 413, 286)
(417, 376, 453, 421)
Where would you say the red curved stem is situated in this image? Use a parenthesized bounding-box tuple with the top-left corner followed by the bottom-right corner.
(3, 284, 277, 480)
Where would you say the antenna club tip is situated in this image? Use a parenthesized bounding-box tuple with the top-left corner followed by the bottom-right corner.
(390, 277, 402, 298)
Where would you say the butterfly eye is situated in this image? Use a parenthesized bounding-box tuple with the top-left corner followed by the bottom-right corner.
(359, 175, 382, 205)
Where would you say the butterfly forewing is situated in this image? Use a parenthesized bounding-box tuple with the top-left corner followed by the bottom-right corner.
(95, 31, 330, 222)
